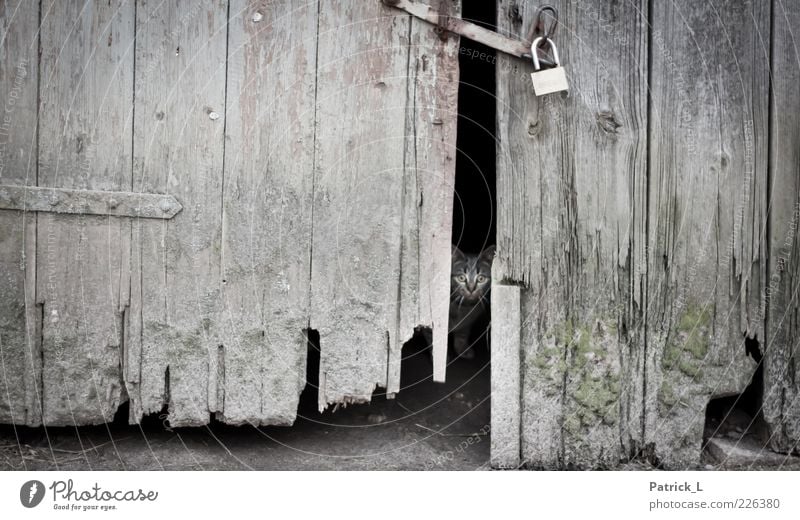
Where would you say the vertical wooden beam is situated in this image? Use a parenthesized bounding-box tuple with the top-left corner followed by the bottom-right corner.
(37, 0, 134, 424)
(496, 0, 648, 468)
(764, 0, 800, 455)
(491, 283, 521, 468)
(131, 0, 228, 425)
(647, 0, 770, 466)
(218, 0, 317, 424)
(0, 0, 40, 426)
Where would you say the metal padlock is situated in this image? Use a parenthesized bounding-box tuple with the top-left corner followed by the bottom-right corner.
(530, 37, 568, 96)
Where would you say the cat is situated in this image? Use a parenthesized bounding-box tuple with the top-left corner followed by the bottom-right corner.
(448, 245, 495, 359)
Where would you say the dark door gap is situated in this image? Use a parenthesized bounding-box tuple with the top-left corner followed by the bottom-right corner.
(703, 336, 770, 465)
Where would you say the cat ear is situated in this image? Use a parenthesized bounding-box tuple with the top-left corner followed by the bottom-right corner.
(480, 245, 496, 264)
(452, 244, 466, 262)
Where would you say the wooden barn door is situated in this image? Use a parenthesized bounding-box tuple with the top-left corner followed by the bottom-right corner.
(0, 1, 460, 428)
(492, 0, 799, 468)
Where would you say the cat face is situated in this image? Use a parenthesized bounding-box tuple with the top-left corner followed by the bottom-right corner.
(451, 245, 495, 305)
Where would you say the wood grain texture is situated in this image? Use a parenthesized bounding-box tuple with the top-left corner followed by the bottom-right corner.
(218, 0, 317, 425)
(0, 0, 40, 426)
(37, 0, 134, 425)
(393, 0, 460, 391)
(130, 0, 228, 426)
(764, 0, 800, 455)
(311, 0, 412, 408)
(646, 0, 769, 467)
(490, 283, 521, 468)
(496, 0, 648, 468)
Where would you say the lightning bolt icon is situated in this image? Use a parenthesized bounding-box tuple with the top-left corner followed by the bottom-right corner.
(28, 483, 37, 504)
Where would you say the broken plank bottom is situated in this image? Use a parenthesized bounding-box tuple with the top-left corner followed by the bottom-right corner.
(316, 327, 389, 413)
(216, 326, 307, 426)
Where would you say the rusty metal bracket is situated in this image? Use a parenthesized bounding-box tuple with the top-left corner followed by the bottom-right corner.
(382, 0, 554, 63)
(0, 185, 182, 219)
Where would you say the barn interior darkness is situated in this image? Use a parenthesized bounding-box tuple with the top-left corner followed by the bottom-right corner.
(702, 336, 769, 458)
(452, 0, 497, 256)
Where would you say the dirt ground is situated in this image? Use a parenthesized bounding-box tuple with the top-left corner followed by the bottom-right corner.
(0, 339, 492, 471)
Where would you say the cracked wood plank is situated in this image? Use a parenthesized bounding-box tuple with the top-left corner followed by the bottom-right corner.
(311, 0, 412, 409)
(645, 0, 769, 467)
(217, 0, 317, 425)
(496, 0, 648, 468)
(0, 0, 40, 426)
(764, 0, 800, 455)
(392, 0, 460, 391)
(129, 0, 228, 426)
(36, 0, 134, 425)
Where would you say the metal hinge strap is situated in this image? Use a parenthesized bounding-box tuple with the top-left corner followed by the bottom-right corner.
(0, 185, 182, 219)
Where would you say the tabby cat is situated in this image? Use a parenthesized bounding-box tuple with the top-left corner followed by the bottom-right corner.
(449, 245, 495, 359)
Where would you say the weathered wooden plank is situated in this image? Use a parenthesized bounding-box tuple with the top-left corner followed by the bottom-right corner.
(496, 0, 648, 468)
(36, 0, 134, 425)
(311, 1, 411, 409)
(646, 0, 769, 466)
(392, 0, 460, 391)
(764, 0, 800, 455)
(129, 0, 228, 426)
(490, 283, 520, 468)
(0, 0, 40, 426)
(217, 0, 317, 425)
(0, 185, 181, 219)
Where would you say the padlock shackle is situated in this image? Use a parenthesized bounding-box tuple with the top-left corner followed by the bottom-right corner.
(526, 5, 559, 43)
(531, 37, 560, 70)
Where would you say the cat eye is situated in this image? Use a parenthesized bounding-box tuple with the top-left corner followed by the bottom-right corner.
(456, 274, 466, 282)
(477, 275, 487, 283)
